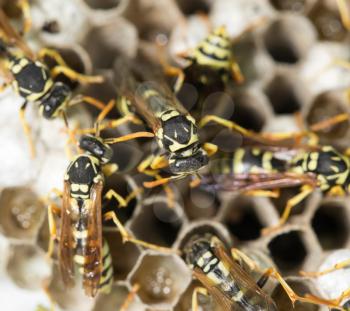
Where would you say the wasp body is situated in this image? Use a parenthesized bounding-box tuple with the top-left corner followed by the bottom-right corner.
(184, 234, 278, 311)
(60, 135, 114, 297)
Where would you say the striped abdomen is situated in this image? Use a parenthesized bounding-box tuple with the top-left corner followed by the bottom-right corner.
(192, 26, 231, 72)
(74, 237, 114, 294)
(210, 148, 286, 175)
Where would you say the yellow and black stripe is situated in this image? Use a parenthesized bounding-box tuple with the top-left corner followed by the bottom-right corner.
(74, 239, 114, 294)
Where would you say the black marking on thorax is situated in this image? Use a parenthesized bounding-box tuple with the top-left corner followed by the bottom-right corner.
(11, 58, 50, 98)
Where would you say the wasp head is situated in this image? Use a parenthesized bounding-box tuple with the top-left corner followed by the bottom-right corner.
(183, 234, 216, 268)
(79, 135, 113, 164)
(40, 82, 71, 119)
(168, 146, 208, 175)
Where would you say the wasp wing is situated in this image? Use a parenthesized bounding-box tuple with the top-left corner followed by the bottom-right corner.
(59, 180, 75, 287)
(0, 9, 35, 59)
(82, 180, 103, 297)
(201, 172, 316, 192)
(193, 267, 235, 311)
(214, 245, 278, 311)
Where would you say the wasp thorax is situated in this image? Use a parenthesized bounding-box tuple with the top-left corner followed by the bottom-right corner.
(79, 135, 113, 164)
(159, 112, 200, 153)
(39, 82, 71, 119)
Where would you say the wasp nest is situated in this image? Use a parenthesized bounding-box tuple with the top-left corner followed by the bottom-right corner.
(1, 0, 350, 310)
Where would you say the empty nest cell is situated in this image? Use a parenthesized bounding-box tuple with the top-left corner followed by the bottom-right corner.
(130, 198, 184, 248)
(268, 231, 308, 273)
(129, 253, 190, 308)
(311, 200, 350, 250)
(263, 14, 316, 64)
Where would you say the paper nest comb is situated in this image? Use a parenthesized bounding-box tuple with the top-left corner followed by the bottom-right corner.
(0, 0, 350, 310)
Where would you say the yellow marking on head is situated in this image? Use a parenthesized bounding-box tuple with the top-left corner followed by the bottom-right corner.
(331, 165, 340, 173)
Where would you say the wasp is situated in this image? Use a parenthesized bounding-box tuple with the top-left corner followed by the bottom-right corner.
(184, 234, 344, 311)
(110, 58, 218, 190)
(0, 9, 105, 157)
(162, 17, 267, 94)
(197, 111, 350, 234)
(45, 102, 175, 297)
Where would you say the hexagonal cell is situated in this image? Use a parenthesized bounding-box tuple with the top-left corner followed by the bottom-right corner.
(271, 278, 320, 310)
(103, 230, 141, 281)
(270, 187, 309, 219)
(305, 90, 350, 145)
(83, 18, 138, 69)
(84, 0, 124, 10)
(263, 14, 317, 64)
(229, 88, 272, 132)
(47, 263, 95, 311)
(268, 231, 308, 274)
(176, 0, 212, 15)
(311, 200, 349, 250)
(269, 0, 314, 14)
(183, 186, 221, 221)
(221, 196, 265, 241)
(7, 244, 51, 290)
(0, 187, 45, 242)
(176, 221, 232, 253)
(93, 282, 144, 311)
(265, 70, 308, 114)
(129, 253, 191, 308)
(308, 0, 349, 41)
(233, 36, 275, 85)
(174, 280, 221, 311)
(130, 198, 184, 248)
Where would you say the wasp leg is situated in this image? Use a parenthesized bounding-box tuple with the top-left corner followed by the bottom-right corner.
(230, 248, 259, 271)
(104, 131, 154, 144)
(300, 259, 350, 277)
(69, 95, 106, 111)
(51, 65, 104, 84)
(261, 184, 314, 236)
(150, 155, 169, 170)
(103, 211, 178, 254)
(243, 189, 280, 198)
(231, 61, 244, 84)
(120, 283, 140, 311)
(46, 202, 61, 260)
(102, 163, 119, 177)
(17, 0, 32, 34)
(199, 115, 277, 144)
(337, 0, 350, 30)
(104, 189, 127, 208)
(262, 268, 344, 309)
(305, 289, 350, 311)
(203, 142, 218, 157)
(164, 64, 185, 93)
(192, 287, 209, 311)
(19, 101, 36, 158)
(38, 48, 69, 68)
